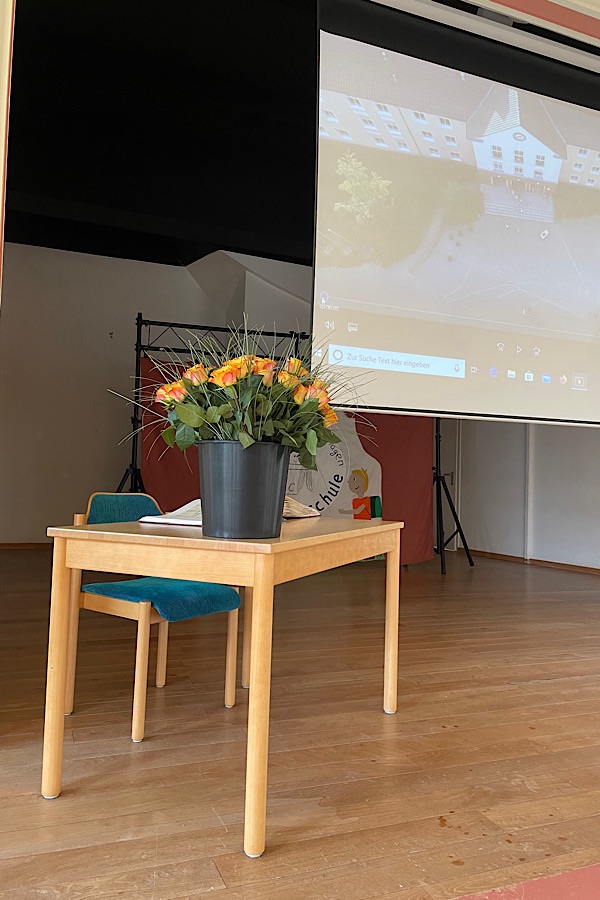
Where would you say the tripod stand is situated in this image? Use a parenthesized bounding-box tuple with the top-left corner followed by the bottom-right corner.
(117, 312, 146, 493)
(433, 417, 474, 575)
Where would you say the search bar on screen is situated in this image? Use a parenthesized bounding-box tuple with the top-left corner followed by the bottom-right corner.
(328, 344, 465, 378)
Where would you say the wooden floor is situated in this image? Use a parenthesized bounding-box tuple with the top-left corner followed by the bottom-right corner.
(3, 551, 600, 899)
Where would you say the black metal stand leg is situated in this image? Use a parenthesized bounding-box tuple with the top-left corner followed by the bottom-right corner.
(117, 312, 146, 494)
(440, 474, 474, 567)
(433, 417, 473, 575)
(434, 471, 446, 575)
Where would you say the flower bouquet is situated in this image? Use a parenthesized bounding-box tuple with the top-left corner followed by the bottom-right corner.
(148, 330, 342, 538)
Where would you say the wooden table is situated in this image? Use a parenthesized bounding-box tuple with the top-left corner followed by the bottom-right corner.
(42, 516, 404, 857)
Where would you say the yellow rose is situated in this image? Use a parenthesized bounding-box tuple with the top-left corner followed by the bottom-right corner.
(285, 357, 308, 377)
(183, 363, 209, 385)
(155, 380, 188, 406)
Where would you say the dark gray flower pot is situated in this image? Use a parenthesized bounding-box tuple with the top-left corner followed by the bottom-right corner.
(197, 440, 291, 539)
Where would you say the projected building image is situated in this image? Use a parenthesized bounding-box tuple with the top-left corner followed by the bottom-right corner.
(317, 33, 600, 341)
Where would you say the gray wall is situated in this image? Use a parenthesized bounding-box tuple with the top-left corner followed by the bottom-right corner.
(456, 417, 600, 568)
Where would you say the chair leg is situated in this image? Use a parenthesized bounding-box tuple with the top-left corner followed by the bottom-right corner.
(242, 587, 253, 689)
(225, 607, 239, 708)
(64, 568, 82, 715)
(132, 602, 152, 742)
(155, 620, 169, 688)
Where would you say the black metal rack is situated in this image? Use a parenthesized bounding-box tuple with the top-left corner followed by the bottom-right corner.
(117, 313, 309, 493)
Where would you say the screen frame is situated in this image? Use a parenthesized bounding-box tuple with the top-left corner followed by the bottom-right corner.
(313, 0, 600, 426)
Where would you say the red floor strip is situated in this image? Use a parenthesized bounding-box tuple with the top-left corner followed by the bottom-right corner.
(458, 863, 600, 899)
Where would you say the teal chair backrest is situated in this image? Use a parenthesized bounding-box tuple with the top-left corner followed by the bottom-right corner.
(87, 493, 161, 525)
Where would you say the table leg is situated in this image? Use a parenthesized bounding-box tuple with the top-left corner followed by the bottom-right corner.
(64, 565, 82, 716)
(41, 538, 71, 798)
(384, 529, 401, 715)
(243, 557, 274, 858)
(242, 586, 253, 689)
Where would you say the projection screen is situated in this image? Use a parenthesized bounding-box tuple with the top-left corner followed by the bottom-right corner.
(314, 1, 600, 424)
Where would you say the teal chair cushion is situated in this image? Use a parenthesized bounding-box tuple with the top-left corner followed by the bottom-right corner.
(87, 493, 161, 525)
(82, 578, 240, 623)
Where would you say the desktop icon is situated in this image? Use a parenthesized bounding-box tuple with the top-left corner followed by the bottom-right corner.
(572, 374, 587, 390)
(496, 342, 505, 351)
(542, 373, 551, 384)
(470, 365, 478, 374)
(332, 348, 344, 362)
(507, 369, 516, 379)
(313, 348, 323, 358)
(348, 322, 358, 333)
(533, 347, 541, 357)
(320, 291, 329, 304)
(559, 375, 568, 385)
(490, 367, 498, 378)
(524, 371, 534, 382)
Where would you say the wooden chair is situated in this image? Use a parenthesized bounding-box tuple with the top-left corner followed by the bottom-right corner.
(65, 492, 240, 742)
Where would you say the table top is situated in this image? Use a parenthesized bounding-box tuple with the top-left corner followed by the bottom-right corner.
(47, 516, 404, 555)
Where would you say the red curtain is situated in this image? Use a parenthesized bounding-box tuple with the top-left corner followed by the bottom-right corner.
(140, 357, 433, 564)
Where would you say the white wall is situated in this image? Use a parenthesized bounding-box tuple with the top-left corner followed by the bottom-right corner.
(0, 244, 312, 542)
(459, 419, 528, 558)
(457, 417, 600, 568)
(0, 243, 222, 542)
(229, 252, 312, 333)
(529, 424, 600, 567)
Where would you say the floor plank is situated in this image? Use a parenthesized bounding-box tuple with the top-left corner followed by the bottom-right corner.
(3, 549, 600, 898)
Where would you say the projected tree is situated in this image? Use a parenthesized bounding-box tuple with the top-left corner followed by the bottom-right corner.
(334, 152, 391, 225)
(332, 151, 393, 263)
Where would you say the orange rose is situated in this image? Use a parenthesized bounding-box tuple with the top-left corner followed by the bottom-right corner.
(252, 357, 276, 375)
(285, 357, 308, 378)
(183, 363, 209, 385)
(293, 384, 308, 405)
(304, 378, 330, 409)
(252, 357, 277, 386)
(322, 405, 338, 428)
(227, 356, 251, 378)
(209, 363, 240, 388)
(277, 370, 298, 388)
(155, 380, 188, 406)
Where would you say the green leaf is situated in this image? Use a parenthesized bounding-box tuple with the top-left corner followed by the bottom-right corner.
(175, 403, 205, 427)
(161, 426, 176, 448)
(298, 448, 317, 470)
(280, 434, 300, 448)
(305, 429, 318, 457)
(243, 411, 253, 433)
(262, 419, 275, 436)
(175, 423, 196, 451)
(238, 430, 255, 449)
(206, 406, 221, 424)
(327, 430, 342, 444)
(240, 384, 253, 408)
(218, 403, 233, 419)
(299, 398, 320, 414)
